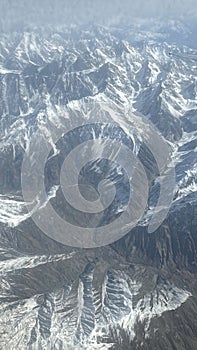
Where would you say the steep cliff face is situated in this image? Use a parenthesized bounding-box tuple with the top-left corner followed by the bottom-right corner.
(0, 21, 196, 349)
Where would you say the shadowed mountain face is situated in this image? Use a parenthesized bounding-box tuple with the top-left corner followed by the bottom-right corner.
(0, 21, 197, 349)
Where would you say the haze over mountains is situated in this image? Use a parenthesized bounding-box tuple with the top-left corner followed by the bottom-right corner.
(1, 0, 197, 30)
(0, 16, 196, 350)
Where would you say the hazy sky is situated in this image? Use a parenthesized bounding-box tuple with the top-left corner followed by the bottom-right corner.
(0, 0, 196, 29)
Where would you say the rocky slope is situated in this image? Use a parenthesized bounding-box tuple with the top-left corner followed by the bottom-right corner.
(0, 21, 196, 349)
